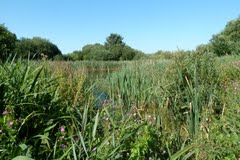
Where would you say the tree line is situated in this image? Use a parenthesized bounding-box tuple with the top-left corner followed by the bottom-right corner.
(0, 25, 144, 61)
(63, 33, 144, 61)
(1, 16, 240, 61)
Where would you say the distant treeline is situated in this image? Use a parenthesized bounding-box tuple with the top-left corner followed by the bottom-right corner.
(1, 17, 240, 61)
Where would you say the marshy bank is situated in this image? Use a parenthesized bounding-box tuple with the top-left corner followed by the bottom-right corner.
(0, 53, 240, 159)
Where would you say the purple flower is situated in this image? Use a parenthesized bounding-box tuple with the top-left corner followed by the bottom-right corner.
(3, 110, 9, 115)
(60, 126, 65, 132)
(61, 144, 66, 149)
(0, 130, 2, 134)
(8, 121, 13, 126)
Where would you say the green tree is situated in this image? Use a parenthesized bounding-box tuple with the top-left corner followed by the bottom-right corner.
(15, 37, 62, 59)
(82, 43, 112, 60)
(65, 50, 84, 61)
(121, 46, 137, 60)
(210, 17, 240, 56)
(105, 33, 125, 60)
(0, 24, 17, 60)
(105, 33, 125, 47)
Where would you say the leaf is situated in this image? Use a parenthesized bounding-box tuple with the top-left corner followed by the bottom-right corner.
(44, 123, 57, 132)
(12, 156, 34, 160)
(19, 143, 28, 151)
(79, 131, 89, 157)
(92, 110, 99, 139)
(169, 144, 194, 160)
(29, 66, 44, 92)
(71, 138, 77, 160)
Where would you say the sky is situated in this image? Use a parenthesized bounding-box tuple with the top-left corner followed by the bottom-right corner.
(0, 0, 240, 54)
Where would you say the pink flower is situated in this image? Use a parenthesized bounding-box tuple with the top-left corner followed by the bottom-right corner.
(60, 126, 65, 132)
(8, 121, 13, 126)
(0, 129, 2, 133)
(3, 110, 9, 115)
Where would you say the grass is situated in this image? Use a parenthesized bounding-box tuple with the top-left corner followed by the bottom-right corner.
(0, 53, 240, 159)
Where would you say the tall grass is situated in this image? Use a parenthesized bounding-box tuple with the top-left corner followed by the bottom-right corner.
(0, 53, 240, 159)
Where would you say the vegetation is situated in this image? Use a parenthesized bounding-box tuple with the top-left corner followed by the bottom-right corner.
(14, 37, 62, 60)
(0, 52, 240, 159)
(0, 24, 17, 60)
(0, 17, 240, 159)
(207, 17, 240, 56)
(66, 33, 145, 61)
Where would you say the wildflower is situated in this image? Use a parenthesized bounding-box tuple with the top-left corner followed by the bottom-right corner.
(61, 144, 66, 149)
(0, 130, 2, 134)
(153, 116, 156, 120)
(3, 110, 9, 115)
(105, 117, 109, 121)
(133, 113, 137, 116)
(60, 126, 65, 133)
(8, 121, 13, 126)
(92, 147, 97, 151)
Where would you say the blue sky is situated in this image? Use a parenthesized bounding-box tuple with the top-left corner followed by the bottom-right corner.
(0, 0, 240, 54)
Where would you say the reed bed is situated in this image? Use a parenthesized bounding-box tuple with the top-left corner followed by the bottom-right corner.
(0, 54, 240, 159)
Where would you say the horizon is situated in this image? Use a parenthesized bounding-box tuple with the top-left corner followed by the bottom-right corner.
(0, 0, 240, 54)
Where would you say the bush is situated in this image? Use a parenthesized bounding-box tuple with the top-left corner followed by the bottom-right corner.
(0, 24, 17, 61)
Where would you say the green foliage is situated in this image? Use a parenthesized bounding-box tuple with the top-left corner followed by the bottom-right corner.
(104, 33, 125, 61)
(0, 24, 17, 60)
(73, 41, 141, 61)
(210, 17, 240, 56)
(64, 50, 84, 61)
(0, 61, 62, 159)
(1, 53, 240, 159)
(82, 43, 113, 61)
(105, 33, 125, 47)
(129, 125, 162, 159)
(164, 52, 220, 138)
(14, 37, 62, 59)
(198, 86, 240, 159)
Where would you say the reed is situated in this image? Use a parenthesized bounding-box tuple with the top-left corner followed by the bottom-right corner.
(1, 53, 240, 159)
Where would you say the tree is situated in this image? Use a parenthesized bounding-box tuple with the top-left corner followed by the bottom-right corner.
(105, 33, 125, 47)
(0, 24, 17, 60)
(82, 43, 112, 60)
(64, 50, 84, 61)
(15, 37, 62, 59)
(121, 46, 137, 60)
(210, 17, 240, 56)
(104, 33, 126, 60)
